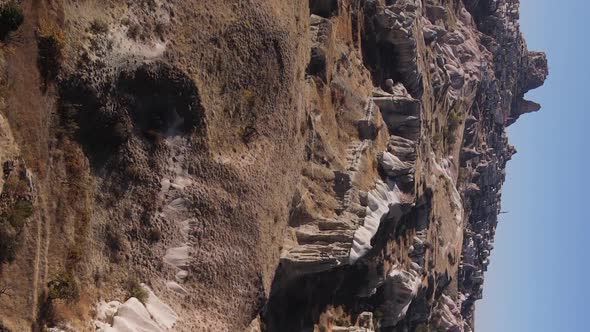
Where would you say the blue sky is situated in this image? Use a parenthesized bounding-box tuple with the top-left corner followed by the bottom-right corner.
(475, 0, 590, 331)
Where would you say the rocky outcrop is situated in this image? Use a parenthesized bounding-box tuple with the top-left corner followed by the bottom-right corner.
(94, 285, 178, 332)
(267, 0, 546, 331)
(379, 267, 422, 328)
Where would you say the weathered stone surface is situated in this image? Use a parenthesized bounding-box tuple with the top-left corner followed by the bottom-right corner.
(379, 151, 414, 177)
(433, 295, 466, 332)
(379, 267, 422, 327)
(373, 95, 422, 141)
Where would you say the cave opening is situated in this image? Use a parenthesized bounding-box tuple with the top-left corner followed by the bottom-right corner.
(263, 264, 371, 332)
(309, 0, 339, 18)
(361, 18, 403, 92)
(57, 62, 205, 168)
(117, 63, 205, 138)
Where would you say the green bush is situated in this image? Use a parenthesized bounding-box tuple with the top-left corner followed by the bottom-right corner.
(126, 279, 148, 304)
(47, 273, 79, 300)
(447, 109, 462, 133)
(0, 1, 24, 39)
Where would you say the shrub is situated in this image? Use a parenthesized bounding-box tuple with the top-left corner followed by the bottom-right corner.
(127, 23, 140, 40)
(447, 109, 462, 133)
(443, 109, 463, 150)
(89, 19, 108, 34)
(126, 279, 148, 304)
(47, 273, 79, 300)
(0, 1, 24, 40)
(104, 223, 123, 253)
(0, 200, 33, 263)
(154, 21, 166, 40)
(37, 21, 64, 86)
(147, 228, 161, 243)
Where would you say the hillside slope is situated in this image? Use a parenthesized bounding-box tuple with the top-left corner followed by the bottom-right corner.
(0, 0, 546, 331)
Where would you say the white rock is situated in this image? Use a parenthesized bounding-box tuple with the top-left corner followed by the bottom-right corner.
(163, 246, 190, 269)
(350, 180, 402, 263)
(95, 286, 178, 332)
(142, 284, 179, 329)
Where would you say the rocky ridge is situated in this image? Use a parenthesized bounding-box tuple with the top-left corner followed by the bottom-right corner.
(265, 0, 546, 331)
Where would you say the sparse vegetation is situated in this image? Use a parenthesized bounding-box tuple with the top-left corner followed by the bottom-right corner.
(0, 1, 24, 40)
(447, 109, 462, 134)
(126, 278, 148, 304)
(47, 273, 79, 300)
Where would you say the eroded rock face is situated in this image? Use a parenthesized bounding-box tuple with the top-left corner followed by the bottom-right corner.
(0, 0, 545, 331)
(379, 267, 422, 327)
(265, 0, 546, 331)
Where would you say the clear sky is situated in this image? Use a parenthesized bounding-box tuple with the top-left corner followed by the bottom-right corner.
(475, 0, 590, 331)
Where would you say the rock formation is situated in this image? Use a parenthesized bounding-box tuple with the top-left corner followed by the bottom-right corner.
(0, 0, 546, 331)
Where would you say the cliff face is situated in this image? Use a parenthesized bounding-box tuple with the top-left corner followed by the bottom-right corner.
(0, 0, 546, 331)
